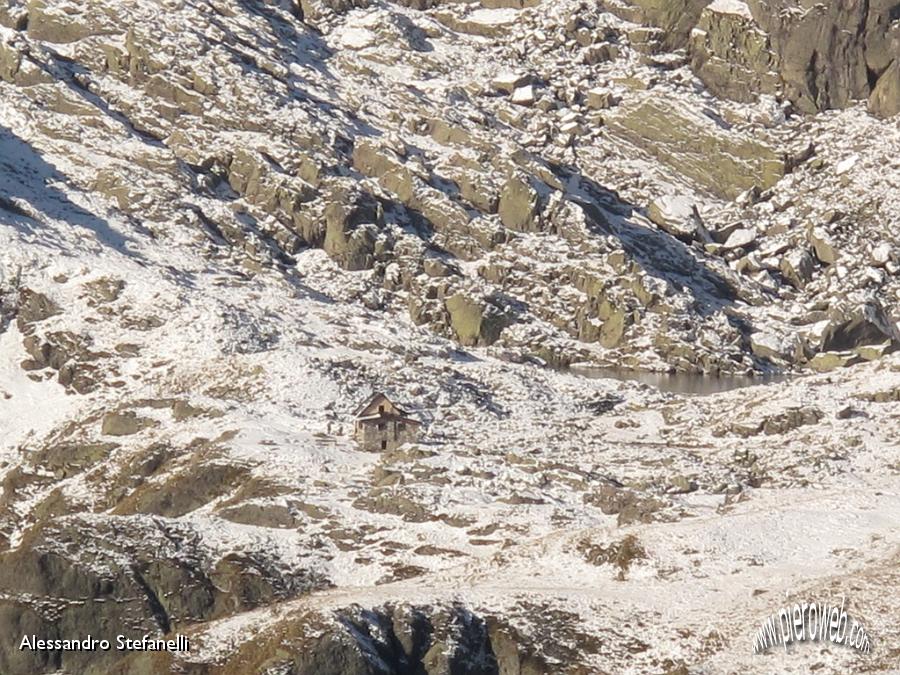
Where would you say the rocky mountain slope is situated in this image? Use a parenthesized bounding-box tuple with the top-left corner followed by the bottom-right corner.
(0, 0, 898, 673)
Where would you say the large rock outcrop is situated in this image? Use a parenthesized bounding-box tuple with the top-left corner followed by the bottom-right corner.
(689, 1, 780, 104)
(869, 59, 900, 118)
(0, 519, 324, 675)
(603, 98, 789, 198)
(112, 603, 574, 675)
(606, 0, 714, 48)
(691, 0, 900, 117)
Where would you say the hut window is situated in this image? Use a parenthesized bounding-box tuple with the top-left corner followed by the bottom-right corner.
(377, 422, 386, 430)
(398, 423, 405, 431)
(379, 405, 385, 413)
(381, 440, 387, 450)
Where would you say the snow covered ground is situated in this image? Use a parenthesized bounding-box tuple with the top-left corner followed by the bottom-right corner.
(0, 0, 898, 673)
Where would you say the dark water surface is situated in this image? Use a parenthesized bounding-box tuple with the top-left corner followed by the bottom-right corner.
(573, 367, 789, 396)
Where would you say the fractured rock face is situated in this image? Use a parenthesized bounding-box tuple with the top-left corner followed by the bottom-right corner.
(869, 59, 900, 119)
(498, 173, 541, 231)
(323, 189, 383, 271)
(604, 98, 788, 198)
(749, 0, 896, 112)
(691, 0, 900, 117)
(690, 0, 780, 104)
(607, 0, 715, 49)
(445, 293, 509, 346)
(0, 519, 322, 675)
(0, 4, 27, 30)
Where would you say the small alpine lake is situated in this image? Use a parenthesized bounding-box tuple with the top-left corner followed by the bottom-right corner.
(572, 366, 789, 396)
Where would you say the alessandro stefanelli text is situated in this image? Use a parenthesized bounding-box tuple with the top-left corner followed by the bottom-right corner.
(20, 634, 190, 653)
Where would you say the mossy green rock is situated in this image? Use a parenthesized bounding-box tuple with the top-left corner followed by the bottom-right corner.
(445, 294, 508, 346)
(809, 351, 855, 372)
(322, 190, 381, 271)
(498, 174, 540, 232)
(690, 3, 780, 103)
(607, 0, 713, 48)
(101, 411, 155, 437)
(604, 99, 787, 199)
(26, 0, 102, 43)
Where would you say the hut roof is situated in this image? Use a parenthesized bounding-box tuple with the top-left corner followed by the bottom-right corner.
(353, 392, 414, 418)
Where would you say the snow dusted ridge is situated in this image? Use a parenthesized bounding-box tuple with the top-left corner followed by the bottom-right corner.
(0, 0, 898, 673)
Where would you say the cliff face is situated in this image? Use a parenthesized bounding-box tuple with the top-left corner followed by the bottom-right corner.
(617, 0, 900, 116)
(746, 0, 899, 113)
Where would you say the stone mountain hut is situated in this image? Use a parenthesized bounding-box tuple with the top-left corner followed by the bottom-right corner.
(353, 392, 421, 452)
